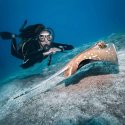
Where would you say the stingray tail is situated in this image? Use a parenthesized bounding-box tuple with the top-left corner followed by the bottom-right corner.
(13, 66, 68, 99)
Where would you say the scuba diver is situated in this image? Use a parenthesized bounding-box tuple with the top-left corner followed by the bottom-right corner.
(0, 20, 74, 69)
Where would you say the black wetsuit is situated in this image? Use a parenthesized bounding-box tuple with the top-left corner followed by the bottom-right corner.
(11, 38, 74, 69)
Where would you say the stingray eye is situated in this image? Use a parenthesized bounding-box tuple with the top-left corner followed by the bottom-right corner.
(98, 42, 107, 48)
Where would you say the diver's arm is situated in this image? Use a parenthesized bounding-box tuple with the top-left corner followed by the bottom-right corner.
(25, 48, 55, 58)
(43, 48, 61, 56)
(43, 51, 51, 56)
(24, 42, 63, 60)
(24, 49, 44, 59)
(52, 42, 74, 51)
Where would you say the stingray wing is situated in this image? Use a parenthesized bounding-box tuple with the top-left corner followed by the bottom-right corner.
(64, 43, 118, 77)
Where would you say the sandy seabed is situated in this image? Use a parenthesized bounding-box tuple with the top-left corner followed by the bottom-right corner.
(0, 33, 125, 125)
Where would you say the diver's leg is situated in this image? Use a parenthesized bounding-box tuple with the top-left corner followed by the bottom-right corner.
(11, 37, 23, 59)
(20, 59, 36, 69)
(11, 38, 18, 56)
(20, 55, 44, 69)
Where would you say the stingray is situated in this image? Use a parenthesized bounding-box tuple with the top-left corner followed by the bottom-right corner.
(46, 41, 118, 79)
(13, 41, 118, 99)
(64, 41, 118, 77)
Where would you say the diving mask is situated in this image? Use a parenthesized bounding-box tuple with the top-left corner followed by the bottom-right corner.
(39, 31, 52, 42)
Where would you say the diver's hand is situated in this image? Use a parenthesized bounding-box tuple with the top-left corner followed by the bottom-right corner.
(43, 48, 61, 56)
(49, 48, 61, 54)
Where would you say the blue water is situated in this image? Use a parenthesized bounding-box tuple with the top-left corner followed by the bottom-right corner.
(0, 0, 125, 81)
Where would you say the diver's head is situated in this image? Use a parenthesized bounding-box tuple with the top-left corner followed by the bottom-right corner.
(39, 29, 53, 46)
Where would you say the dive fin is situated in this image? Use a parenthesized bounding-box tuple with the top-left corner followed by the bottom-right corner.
(19, 20, 27, 32)
(0, 32, 17, 40)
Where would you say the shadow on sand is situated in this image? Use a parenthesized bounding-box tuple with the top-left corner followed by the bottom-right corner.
(64, 62, 119, 86)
